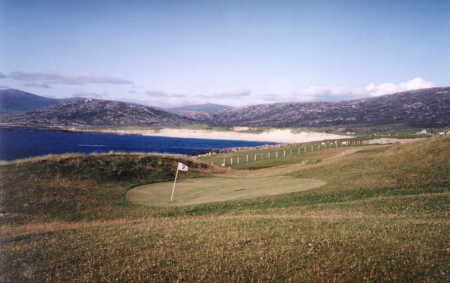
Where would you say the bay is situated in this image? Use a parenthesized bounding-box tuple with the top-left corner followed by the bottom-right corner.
(0, 127, 275, 161)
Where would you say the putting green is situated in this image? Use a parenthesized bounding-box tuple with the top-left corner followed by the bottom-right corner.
(126, 176, 325, 207)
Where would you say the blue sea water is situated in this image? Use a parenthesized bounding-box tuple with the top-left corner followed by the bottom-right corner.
(0, 127, 275, 161)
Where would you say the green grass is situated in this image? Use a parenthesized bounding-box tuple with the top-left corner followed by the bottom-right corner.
(199, 138, 365, 169)
(1, 211, 448, 282)
(0, 136, 449, 282)
(0, 153, 211, 222)
(127, 176, 325, 207)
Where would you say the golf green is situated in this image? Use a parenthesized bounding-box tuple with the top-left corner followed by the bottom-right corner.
(127, 176, 325, 206)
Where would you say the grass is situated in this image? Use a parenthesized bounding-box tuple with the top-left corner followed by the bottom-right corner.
(0, 136, 449, 282)
(127, 176, 325, 206)
(0, 153, 212, 222)
(199, 138, 365, 169)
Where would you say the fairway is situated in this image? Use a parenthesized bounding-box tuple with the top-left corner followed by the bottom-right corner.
(127, 176, 326, 206)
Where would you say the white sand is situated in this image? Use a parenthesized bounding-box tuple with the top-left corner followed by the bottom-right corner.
(77, 128, 349, 143)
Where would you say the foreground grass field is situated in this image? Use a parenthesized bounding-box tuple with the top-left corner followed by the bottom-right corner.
(1, 136, 449, 282)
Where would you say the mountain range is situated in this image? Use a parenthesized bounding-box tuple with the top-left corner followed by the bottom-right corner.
(165, 103, 234, 120)
(0, 89, 81, 115)
(1, 87, 449, 131)
(206, 87, 450, 129)
(0, 96, 194, 128)
(167, 103, 233, 114)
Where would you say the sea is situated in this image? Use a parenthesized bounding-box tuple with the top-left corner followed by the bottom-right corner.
(0, 127, 275, 161)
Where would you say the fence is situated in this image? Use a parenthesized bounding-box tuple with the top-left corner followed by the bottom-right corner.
(200, 138, 364, 168)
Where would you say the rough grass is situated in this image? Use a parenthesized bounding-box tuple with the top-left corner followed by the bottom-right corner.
(0, 136, 449, 282)
(1, 212, 448, 282)
(199, 139, 364, 169)
(0, 153, 212, 222)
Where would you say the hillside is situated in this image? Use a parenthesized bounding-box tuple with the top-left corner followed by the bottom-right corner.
(167, 103, 234, 120)
(0, 98, 195, 128)
(206, 87, 450, 129)
(168, 103, 233, 114)
(0, 89, 80, 115)
(2, 87, 449, 132)
(0, 137, 448, 281)
(0, 153, 210, 221)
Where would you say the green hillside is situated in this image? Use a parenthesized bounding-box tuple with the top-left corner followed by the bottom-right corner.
(0, 153, 210, 222)
(0, 137, 449, 282)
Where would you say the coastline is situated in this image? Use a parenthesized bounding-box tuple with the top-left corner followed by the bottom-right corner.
(64, 127, 349, 143)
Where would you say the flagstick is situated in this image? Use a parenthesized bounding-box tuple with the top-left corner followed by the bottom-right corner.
(170, 168, 179, 201)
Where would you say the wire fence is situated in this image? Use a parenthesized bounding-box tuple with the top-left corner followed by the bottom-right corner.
(198, 138, 364, 168)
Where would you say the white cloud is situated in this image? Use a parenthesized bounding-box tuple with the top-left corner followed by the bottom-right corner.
(7, 71, 134, 86)
(196, 89, 251, 99)
(23, 82, 52, 89)
(294, 77, 436, 102)
(145, 90, 185, 98)
(296, 86, 360, 102)
(365, 77, 435, 97)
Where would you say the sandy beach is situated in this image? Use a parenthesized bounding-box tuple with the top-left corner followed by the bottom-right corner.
(72, 128, 349, 143)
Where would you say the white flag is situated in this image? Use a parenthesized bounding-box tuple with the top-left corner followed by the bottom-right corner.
(177, 162, 189, 172)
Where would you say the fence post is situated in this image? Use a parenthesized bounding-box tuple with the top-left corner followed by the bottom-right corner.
(230, 157, 233, 165)
(254, 154, 257, 161)
(237, 156, 239, 164)
(246, 154, 249, 163)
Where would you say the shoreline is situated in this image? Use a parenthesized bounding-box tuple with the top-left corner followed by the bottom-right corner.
(0, 125, 351, 160)
(0, 125, 350, 143)
(63, 127, 350, 144)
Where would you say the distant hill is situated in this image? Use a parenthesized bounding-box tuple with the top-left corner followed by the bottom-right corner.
(167, 103, 233, 120)
(168, 103, 233, 114)
(0, 98, 195, 128)
(205, 87, 450, 129)
(0, 88, 82, 115)
(2, 87, 449, 131)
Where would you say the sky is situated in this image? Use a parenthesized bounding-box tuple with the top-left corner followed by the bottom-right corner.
(0, 0, 449, 107)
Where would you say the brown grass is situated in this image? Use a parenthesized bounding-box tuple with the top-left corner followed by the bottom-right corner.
(0, 136, 449, 282)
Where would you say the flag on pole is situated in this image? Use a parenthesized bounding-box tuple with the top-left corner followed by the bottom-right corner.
(177, 162, 189, 172)
(170, 162, 188, 201)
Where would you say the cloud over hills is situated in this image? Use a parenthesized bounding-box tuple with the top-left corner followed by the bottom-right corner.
(3, 72, 134, 86)
(145, 91, 185, 98)
(0, 70, 440, 108)
(295, 77, 436, 103)
(365, 77, 435, 97)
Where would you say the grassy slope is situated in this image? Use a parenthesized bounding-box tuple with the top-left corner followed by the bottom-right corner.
(0, 153, 210, 222)
(0, 137, 449, 282)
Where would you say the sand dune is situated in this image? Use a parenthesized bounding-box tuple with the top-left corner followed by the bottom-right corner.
(80, 128, 349, 143)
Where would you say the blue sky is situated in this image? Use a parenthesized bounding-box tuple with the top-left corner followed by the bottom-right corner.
(1, 0, 449, 107)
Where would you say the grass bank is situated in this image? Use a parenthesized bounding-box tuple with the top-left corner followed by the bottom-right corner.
(0, 153, 212, 222)
(0, 136, 449, 282)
